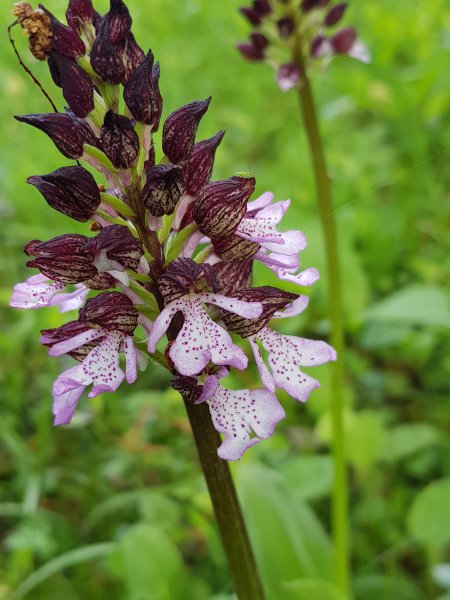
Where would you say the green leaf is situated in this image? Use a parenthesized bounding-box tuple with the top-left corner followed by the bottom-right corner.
(365, 285, 450, 328)
(108, 524, 186, 600)
(11, 543, 115, 600)
(279, 578, 348, 600)
(407, 478, 450, 549)
(381, 424, 440, 463)
(281, 455, 333, 500)
(236, 463, 333, 596)
(353, 575, 423, 600)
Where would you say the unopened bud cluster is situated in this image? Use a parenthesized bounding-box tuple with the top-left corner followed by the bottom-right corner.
(237, 0, 368, 91)
(10, 0, 336, 460)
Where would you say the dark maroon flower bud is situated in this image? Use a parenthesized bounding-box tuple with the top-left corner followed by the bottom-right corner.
(158, 258, 216, 303)
(331, 27, 356, 53)
(105, 0, 132, 45)
(277, 17, 295, 38)
(171, 375, 204, 402)
(311, 35, 326, 57)
(221, 287, 298, 337)
(324, 3, 347, 26)
(25, 234, 97, 284)
(183, 131, 225, 196)
(212, 234, 260, 262)
(239, 7, 261, 26)
(162, 98, 211, 165)
(213, 260, 253, 296)
(41, 320, 102, 360)
(15, 112, 95, 159)
(47, 52, 94, 118)
(91, 20, 125, 83)
(100, 111, 139, 169)
(121, 32, 145, 84)
(66, 0, 94, 31)
(87, 224, 144, 271)
(27, 166, 100, 222)
(25, 234, 90, 258)
(142, 164, 184, 217)
(236, 43, 265, 62)
(79, 291, 138, 335)
(250, 32, 269, 49)
(254, 0, 272, 16)
(277, 62, 302, 92)
(39, 4, 86, 59)
(193, 176, 255, 239)
(301, 0, 330, 11)
(124, 51, 163, 128)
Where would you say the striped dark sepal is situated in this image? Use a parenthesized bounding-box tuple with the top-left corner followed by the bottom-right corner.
(162, 98, 211, 165)
(79, 291, 138, 335)
(221, 286, 298, 338)
(100, 111, 139, 169)
(193, 176, 255, 239)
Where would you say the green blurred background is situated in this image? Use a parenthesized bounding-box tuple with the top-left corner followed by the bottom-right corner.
(1, 0, 450, 598)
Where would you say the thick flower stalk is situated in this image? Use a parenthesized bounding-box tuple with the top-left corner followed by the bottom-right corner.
(9, 1, 336, 597)
(237, 0, 367, 594)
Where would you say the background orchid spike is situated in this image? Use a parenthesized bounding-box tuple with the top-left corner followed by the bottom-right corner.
(10, 0, 336, 461)
(237, 0, 369, 91)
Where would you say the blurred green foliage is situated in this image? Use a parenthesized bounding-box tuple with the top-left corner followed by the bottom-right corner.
(1, 0, 449, 598)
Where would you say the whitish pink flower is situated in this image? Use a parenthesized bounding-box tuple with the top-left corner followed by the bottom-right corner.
(206, 380, 285, 461)
(52, 330, 138, 425)
(10, 274, 89, 312)
(250, 326, 336, 401)
(148, 291, 262, 376)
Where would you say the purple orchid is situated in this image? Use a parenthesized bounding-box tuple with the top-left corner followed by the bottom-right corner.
(237, 0, 369, 91)
(10, 0, 336, 460)
(10, 274, 89, 312)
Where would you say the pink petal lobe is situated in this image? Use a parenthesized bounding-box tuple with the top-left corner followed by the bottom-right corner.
(124, 336, 137, 383)
(207, 384, 285, 461)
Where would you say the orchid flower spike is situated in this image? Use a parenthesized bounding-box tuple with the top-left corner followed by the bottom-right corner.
(10, 0, 336, 460)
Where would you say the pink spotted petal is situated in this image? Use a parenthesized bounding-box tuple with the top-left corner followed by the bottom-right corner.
(260, 230, 307, 255)
(47, 328, 104, 357)
(249, 336, 276, 392)
(258, 327, 336, 402)
(147, 299, 183, 353)
(207, 384, 285, 461)
(237, 217, 285, 245)
(53, 385, 85, 425)
(10, 276, 65, 309)
(169, 297, 248, 376)
(53, 331, 125, 402)
(278, 266, 320, 287)
(124, 336, 137, 383)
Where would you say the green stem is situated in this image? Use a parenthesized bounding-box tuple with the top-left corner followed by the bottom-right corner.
(183, 399, 266, 600)
(293, 44, 349, 594)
